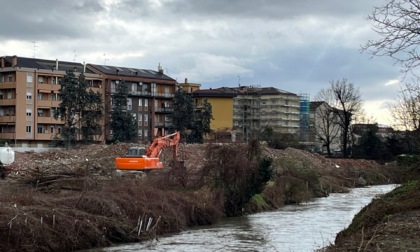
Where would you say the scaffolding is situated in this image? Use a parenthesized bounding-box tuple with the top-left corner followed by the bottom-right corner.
(299, 93, 310, 142)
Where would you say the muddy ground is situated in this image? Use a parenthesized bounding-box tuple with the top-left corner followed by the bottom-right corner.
(0, 143, 416, 251)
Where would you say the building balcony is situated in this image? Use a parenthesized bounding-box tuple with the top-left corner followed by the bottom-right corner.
(35, 133, 55, 140)
(37, 100, 60, 107)
(37, 83, 61, 91)
(155, 107, 173, 113)
(88, 87, 101, 93)
(0, 99, 16, 106)
(0, 133, 15, 139)
(0, 115, 16, 123)
(37, 116, 62, 124)
(0, 82, 16, 89)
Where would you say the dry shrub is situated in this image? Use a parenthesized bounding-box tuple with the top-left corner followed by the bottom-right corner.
(0, 175, 222, 252)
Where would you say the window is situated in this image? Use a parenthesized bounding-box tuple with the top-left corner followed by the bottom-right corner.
(51, 107, 58, 117)
(144, 129, 148, 137)
(138, 130, 142, 137)
(38, 93, 44, 100)
(38, 126, 43, 134)
(26, 109, 32, 117)
(111, 81, 116, 93)
(38, 76, 44, 83)
(8, 108, 14, 116)
(144, 114, 148, 126)
(0, 74, 4, 82)
(52, 77, 56, 85)
(8, 75, 13, 82)
(38, 109, 43, 117)
(26, 126, 31, 133)
(151, 83, 156, 94)
(0, 91, 3, 99)
(26, 92, 32, 100)
(50, 126, 54, 134)
(26, 74, 33, 83)
(127, 98, 132, 110)
(131, 113, 136, 119)
(58, 126, 62, 134)
(144, 99, 148, 107)
(138, 99, 142, 111)
(138, 113, 142, 121)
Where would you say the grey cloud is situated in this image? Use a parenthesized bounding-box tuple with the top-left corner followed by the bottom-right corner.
(0, 0, 104, 40)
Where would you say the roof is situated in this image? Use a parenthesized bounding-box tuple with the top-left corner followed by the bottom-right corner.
(192, 88, 237, 98)
(2, 56, 90, 73)
(310, 101, 326, 110)
(232, 86, 298, 96)
(88, 64, 175, 81)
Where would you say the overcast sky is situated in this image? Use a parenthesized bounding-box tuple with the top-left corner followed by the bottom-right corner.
(0, 0, 405, 125)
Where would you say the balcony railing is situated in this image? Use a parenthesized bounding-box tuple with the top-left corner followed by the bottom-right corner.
(0, 115, 16, 122)
(0, 99, 16, 106)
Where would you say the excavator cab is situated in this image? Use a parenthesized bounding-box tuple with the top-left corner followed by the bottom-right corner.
(127, 147, 146, 156)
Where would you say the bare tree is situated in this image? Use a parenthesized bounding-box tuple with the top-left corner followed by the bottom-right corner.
(388, 79, 420, 151)
(362, 0, 420, 74)
(311, 91, 341, 155)
(317, 79, 362, 156)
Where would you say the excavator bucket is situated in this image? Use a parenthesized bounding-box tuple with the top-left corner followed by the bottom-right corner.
(115, 156, 164, 170)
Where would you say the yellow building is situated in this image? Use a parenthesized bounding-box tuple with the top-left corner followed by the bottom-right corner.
(192, 88, 236, 142)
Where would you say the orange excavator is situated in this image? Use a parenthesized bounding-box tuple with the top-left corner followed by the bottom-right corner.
(115, 131, 180, 171)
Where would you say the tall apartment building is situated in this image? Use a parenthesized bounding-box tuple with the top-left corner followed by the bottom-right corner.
(87, 63, 176, 142)
(232, 86, 300, 142)
(0, 56, 103, 147)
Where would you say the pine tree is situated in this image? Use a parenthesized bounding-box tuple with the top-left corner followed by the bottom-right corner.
(110, 80, 137, 142)
(55, 71, 104, 147)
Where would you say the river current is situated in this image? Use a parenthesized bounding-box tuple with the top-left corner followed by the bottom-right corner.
(89, 184, 398, 252)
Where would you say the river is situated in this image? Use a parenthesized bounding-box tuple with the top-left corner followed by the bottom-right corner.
(88, 184, 398, 252)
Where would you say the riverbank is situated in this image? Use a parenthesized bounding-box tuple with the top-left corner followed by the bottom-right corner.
(0, 143, 401, 251)
(322, 180, 420, 251)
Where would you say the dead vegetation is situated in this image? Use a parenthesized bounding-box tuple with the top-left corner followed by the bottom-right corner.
(324, 180, 420, 251)
(0, 142, 399, 251)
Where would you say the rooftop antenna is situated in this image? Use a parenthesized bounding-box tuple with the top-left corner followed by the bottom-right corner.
(103, 53, 109, 65)
(238, 75, 241, 87)
(73, 49, 77, 62)
(32, 41, 38, 58)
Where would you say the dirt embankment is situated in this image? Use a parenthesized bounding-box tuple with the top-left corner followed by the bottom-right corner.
(322, 180, 420, 252)
(0, 143, 399, 252)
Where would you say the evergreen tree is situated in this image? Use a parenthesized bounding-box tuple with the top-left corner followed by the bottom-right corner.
(189, 98, 213, 143)
(55, 71, 103, 147)
(81, 89, 103, 143)
(55, 71, 79, 147)
(171, 88, 194, 137)
(110, 80, 137, 142)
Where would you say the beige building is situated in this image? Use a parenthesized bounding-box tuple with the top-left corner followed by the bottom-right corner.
(0, 56, 103, 148)
(232, 86, 300, 141)
(0, 55, 177, 147)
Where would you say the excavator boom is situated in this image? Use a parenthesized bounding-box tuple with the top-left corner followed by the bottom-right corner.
(115, 132, 180, 171)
